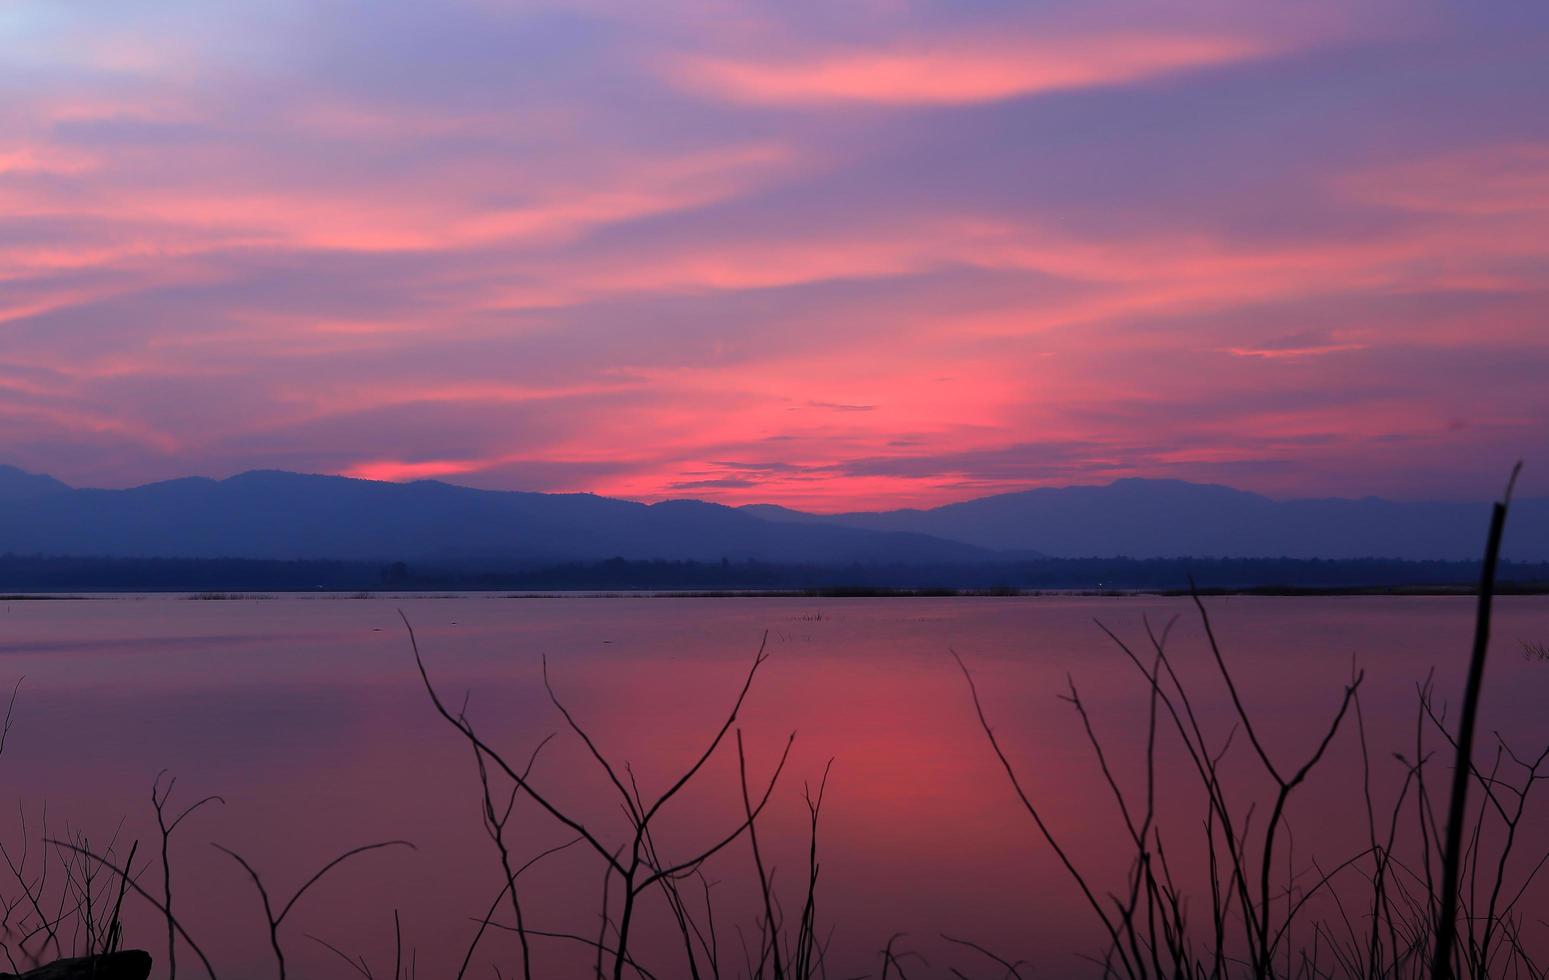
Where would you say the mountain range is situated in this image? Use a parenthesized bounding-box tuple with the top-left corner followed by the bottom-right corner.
(1, 465, 1544, 563)
(0, 466, 989, 565)
(743, 478, 1549, 561)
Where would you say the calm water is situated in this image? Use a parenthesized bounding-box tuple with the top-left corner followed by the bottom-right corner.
(1, 594, 1546, 978)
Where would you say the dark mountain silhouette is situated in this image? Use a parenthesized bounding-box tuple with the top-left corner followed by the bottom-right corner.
(0, 465, 71, 502)
(742, 477, 1549, 560)
(0, 468, 990, 564)
(3, 467, 1543, 564)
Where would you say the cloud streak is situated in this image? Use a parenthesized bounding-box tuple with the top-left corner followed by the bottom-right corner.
(672, 32, 1272, 107)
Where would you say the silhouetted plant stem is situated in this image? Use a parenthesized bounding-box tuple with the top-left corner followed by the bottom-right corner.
(406, 613, 809, 980)
(214, 839, 413, 980)
(103, 838, 136, 955)
(456, 836, 581, 980)
(737, 730, 784, 980)
(952, 649, 1133, 976)
(152, 772, 223, 980)
(47, 838, 219, 979)
(1433, 463, 1521, 980)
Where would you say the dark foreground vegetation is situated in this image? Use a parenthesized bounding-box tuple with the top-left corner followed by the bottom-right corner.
(3, 554, 1548, 594)
(0, 472, 1545, 978)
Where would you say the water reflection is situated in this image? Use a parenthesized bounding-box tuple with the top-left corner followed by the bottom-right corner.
(0, 595, 1545, 977)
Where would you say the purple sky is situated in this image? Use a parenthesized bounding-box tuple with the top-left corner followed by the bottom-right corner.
(2, 1, 1547, 509)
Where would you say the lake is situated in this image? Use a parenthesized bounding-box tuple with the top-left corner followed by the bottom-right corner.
(1, 594, 1546, 978)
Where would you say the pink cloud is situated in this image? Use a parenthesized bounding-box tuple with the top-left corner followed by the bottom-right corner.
(1340, 143, 1549, 216)
(340, 458, 489, 482)
(0, 140, 796, 255)
(672, 33, 1272, 106)
(0, 144, 96, 176)
(1225, 342, 1367, 360)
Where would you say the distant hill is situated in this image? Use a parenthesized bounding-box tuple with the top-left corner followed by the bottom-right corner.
(0, 465, 71, 502)
(0, 467, 988, 565)
(743, 478, 1549, 561)
(2, 466, 1543, 564)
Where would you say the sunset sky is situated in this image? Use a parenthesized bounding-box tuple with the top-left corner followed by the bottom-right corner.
(2, 1, 1547, 509)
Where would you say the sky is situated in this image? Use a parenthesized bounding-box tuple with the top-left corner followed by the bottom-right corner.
(2, 1, 1547, 510)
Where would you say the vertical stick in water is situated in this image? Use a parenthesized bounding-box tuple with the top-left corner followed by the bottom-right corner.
(1432, 463, 1521, 980)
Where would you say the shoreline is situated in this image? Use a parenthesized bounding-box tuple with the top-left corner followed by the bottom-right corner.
(5, 584, 1549, 600)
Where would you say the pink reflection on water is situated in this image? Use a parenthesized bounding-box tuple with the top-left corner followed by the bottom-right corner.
(0, 595, 1545, 977)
